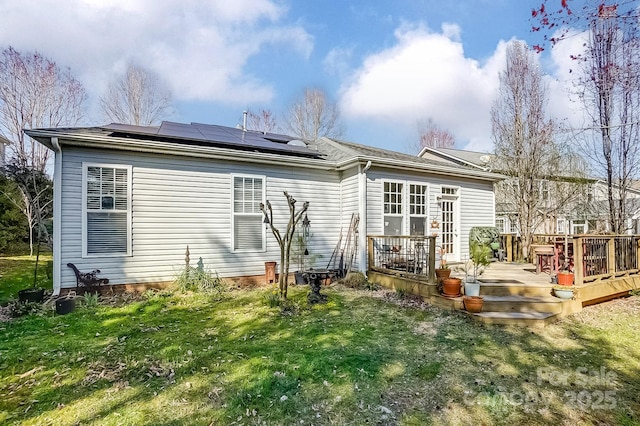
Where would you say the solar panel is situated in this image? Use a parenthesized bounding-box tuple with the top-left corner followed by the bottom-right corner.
(101, 121, 321, 157)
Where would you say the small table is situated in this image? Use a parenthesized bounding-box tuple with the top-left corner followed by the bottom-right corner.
(531, 245, 555, 274)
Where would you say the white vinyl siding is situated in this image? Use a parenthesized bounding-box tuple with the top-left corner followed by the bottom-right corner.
(232, 175, 265, 252)
(82, 164, 131, 257)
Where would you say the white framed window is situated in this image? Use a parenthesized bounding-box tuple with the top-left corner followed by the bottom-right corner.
(495, 217, 506, 233)
(232, 175, 265, 252)
(409, 184, 428, 235)
(82, 163, 132, 257)
(383, 181, 403, 235)
(557, 218, 566, 234)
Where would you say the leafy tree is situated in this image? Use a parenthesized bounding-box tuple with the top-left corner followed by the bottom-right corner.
(0, 174, 28, 254)
(100, 63, 173, 126)
(284, 87, 344, 141)
(0, 46, 86, 172)
(1, 161, 52, 256)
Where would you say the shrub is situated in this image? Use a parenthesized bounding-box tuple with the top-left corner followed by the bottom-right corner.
(341, 272, 378, 290)
(174, 265, 227, 297)
(81, 292, 99, 308)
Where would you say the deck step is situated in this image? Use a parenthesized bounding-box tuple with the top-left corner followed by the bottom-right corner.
(480, 295, 564, 314)
(478, 280, 553, 297)
(470, 311, 559, 326)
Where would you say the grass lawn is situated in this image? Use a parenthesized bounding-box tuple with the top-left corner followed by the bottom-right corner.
(0, 255, 53, 303)
(1, 259, 639, 425)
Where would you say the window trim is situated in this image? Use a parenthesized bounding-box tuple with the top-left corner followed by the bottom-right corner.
(230, 174, 267, 253)
(381, 180, 432, 236)
(408, 182, 429, 236)
(382, 180, 405, 235)
(81, 162, 132, 258)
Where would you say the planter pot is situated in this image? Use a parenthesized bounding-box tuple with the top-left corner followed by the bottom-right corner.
(55, 298, 76, 315)
(442, 277, 462, 297)
(18, 288, 45, 303)
(435, 268, 451, 282)
(554, 288, 574, 300)
(464, 281, 481, 297)
(557, 272, 574, 286)
(294, 272, 307, 285)
(463, 296, 484, 313)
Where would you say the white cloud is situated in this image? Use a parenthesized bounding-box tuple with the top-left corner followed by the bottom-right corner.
(339, 24, 505, 152)
(0, 0, 312, 107)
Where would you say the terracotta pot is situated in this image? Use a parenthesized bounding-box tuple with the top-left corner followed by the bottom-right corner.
(442, 277, 462, 297)
(463, 296, 484, 313)
(557, 272, 574, 286)
(435, 268, 451, 281)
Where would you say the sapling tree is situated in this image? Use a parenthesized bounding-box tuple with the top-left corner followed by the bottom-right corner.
(260, 192, 309, 298)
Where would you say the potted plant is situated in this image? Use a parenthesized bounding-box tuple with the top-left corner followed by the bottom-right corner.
(463, 295, 484, 313)
(556, 270, 574, 286)
(553, 285, 574, 300)
(458, 243, 492, 296)
(435, 248, 451, 279)
(441, 276, 462, 297)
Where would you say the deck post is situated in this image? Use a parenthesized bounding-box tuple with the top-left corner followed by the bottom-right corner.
(428, 236, 436, 283)
(637, 238, 640, 270)
(574, 237, 584, 286)
(506, 234, 513, 262)
(607, 236, 616, 275)
(367, 237, 374, 271)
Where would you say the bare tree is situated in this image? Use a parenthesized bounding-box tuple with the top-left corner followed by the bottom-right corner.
(284, 87, 344, 140)
(0, 46, 86, 172)
(246, 109, 278, 133)
(415, 118, 455, 151)
(534, 1, 640, 233)
(492, 41, 568, 259)
(100, 63, 173, 126)
(260, 192, 309, 298)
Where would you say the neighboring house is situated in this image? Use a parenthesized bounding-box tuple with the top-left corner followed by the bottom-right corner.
(419, 146, 640, 235)
(26, 122, 502, 295)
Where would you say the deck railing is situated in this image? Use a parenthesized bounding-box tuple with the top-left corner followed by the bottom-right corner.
(525, 234, 640, 285)
(367, 235, 437, 282)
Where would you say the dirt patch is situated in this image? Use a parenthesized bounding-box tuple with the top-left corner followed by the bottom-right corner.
(0, 305, 12, 322)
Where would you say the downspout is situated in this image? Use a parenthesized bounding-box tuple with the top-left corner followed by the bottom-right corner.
(358, 161, 372, 274)
(51, 137, 62, 296)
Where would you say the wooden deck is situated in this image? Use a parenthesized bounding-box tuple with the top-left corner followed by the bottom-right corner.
(368, 260, 640, 327)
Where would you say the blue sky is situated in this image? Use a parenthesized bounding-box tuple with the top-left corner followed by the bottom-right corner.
(0, 0, 579, 154)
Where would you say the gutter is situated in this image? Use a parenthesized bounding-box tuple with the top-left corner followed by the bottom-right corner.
(25, 129, 337, 171)
(51, 137, 62, 296)
(358, 161, 372, 274)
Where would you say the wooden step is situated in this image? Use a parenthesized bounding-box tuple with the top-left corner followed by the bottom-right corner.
(480, 295, 564, 314)
(477, 280, 553, 297)
(469, 311, 560, 327)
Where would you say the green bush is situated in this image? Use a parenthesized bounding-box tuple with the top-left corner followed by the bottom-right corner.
(174, 266, 227, 297)
(340, 272, 378, 290)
